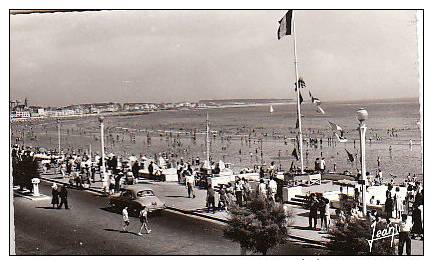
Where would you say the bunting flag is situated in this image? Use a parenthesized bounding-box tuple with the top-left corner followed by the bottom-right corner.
(298, 77, 306, 88)
(299, 92, 304, 104)
(292, 147, 299, 161)
(316, 105, 326, 114)
(277, 10, 293, 40)
(345, 149, 354, 162)
(328, 121, 343, 132)
(329, 121, 347, 142)
(309, 91, 321, 106)
(334, 132, 348, 143)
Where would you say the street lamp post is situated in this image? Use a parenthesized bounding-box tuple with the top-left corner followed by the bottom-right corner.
(356, 108, 368, 216)
(99, 116, 107, 192)
(57, 119, 61, 154)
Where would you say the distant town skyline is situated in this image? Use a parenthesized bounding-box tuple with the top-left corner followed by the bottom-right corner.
(10, 10, 420, 107)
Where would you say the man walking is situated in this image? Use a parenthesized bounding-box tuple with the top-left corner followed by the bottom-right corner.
(138, 206, 151, 235)
(58, 185, 69, 209)
(122, 206, 130, 232)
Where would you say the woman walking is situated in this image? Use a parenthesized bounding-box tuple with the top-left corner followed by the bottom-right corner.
(51, 183, 59, 208)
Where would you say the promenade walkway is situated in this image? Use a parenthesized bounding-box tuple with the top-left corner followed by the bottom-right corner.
(38, 170, 423, 255)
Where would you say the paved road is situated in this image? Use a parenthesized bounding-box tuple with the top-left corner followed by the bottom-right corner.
(13, 181, 325, 255)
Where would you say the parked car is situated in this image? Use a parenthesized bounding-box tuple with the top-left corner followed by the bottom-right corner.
(109, 185, 165, 215)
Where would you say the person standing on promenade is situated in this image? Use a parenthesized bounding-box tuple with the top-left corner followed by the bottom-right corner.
(206, 184, 216, 213)
(257, 179, 267, 198)
(185, 172, 195, 198)
(58, 185, 69, 209)
(398, 214, 412, 255)
(51, 183, 59, 208)
(385, 193, 394, 220)
(234, 179, 243, 206)
(395, 187, 404, 219)
(122, 206, 130, 232)
(268, 177, 277, 202)
(309, 194, 319, 230)
(319, 158, 326, 173)
(411, 204, 423, 240)
(318, 198, 326, 230)
(138, 206, 151, 235)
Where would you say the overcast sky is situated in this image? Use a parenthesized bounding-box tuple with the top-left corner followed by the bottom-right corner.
(10, 10, 419, 107)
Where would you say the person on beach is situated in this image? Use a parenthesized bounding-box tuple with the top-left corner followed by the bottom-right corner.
(51, 183, 59, 208)
(138, 206, 151, 235)
(122, 206, 130, 232)
(58, 185, 69, 209)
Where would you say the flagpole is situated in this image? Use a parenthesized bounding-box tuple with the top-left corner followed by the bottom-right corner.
(292, 11, 305, 174)
(206, 111, 211, 174)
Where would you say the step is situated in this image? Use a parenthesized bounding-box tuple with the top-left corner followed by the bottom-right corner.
(284, 201, 305, 207)
(291, 197, 307, 203)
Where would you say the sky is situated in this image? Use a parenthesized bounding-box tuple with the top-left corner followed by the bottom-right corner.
(10, 10, 420, 107)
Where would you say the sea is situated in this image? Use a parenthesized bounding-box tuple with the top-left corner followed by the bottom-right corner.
(11, 98, 422, 182)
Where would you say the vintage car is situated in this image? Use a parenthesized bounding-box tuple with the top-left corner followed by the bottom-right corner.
(109, 186, 165, 215)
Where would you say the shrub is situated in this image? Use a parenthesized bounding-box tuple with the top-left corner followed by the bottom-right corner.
(224, 193, 292, 255)
(326, 218, 396, 255)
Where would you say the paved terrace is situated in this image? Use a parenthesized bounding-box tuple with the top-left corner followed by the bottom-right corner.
(37, 170, 423, 255)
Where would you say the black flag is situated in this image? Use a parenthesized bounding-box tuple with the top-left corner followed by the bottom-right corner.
(295, 118, 299, 129)
(277, 10, 293, 40)
(345, 149, 354, 162)
(292, 147, 299, 161)
(299, 92, 304, 104)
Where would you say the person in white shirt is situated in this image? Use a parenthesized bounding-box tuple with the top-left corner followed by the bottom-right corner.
(398, 214, 412, 255)
(185, 173, 195, 198)
(258, 179, 267, 198)
(122, 206, 130, 232)
(234, 179, 244, 206)
(268, 177, 278, 201)
(319, 158, 326, 173)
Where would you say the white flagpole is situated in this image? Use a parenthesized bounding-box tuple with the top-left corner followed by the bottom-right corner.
(206, 111, 211, 174)
(292, 11, 305, 174)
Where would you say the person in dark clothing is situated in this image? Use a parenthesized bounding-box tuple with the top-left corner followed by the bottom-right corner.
(411, 204, 423, 240)
(114, 173, 123, 192)
(58, 185, 69, 209)
(309, 194, 319, 230)
(148, 161, 154, 176)
(51, 184, 59, 208)
(206, 184, 216, 213)
(132, 161, 140, 179)
(385, 194, 394, 220)
(318, 197, 326, 230)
